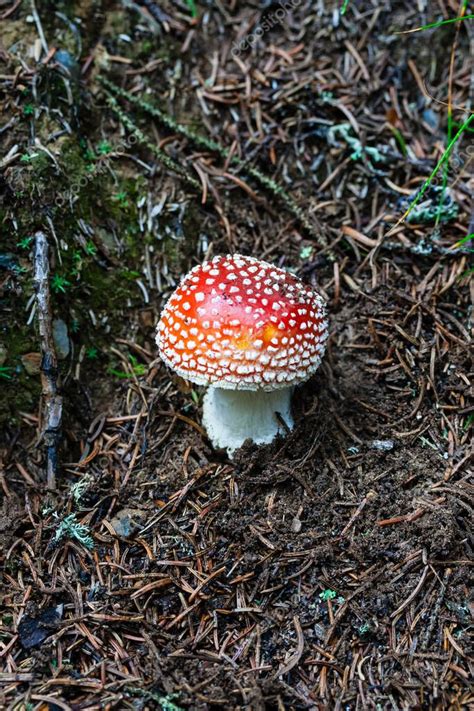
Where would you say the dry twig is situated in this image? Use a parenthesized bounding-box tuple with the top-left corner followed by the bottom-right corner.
(34, 232, 62, 489)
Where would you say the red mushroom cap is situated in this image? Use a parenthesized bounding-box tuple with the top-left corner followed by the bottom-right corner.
(157, 254, 328, 391)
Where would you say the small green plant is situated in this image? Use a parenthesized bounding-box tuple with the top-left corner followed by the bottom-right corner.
(463, 413, 473, 432)
(126, 690, 184, 711)
(327, 124, 384, 164)
(299, 246, 313, 260)
(113, 191, 129, 208)
(319, 589, 337, 602)
(446, 599, 470, 623)
(320, 90, 334, 103)
(14, 265, 28, 275)
(399, 186, 459, 225)
(388, 125, 407, 156)
(53, 513, 94, 550)
(85, 240, 97, 256)
(120, 269, 141, 280)
(0, 366, 14, 380)
(390, 112, 473, 233)
(97, 140, 112, 155)
(71, 251, 83, 277)
(157, 695, 184, 711)
(129, 355, 146, 376)
(51, 274, 72, 293)
(17, 236, 34, 249)
(86, 346, 99, 360)
(108, 354, 147, 379)
(23, 104, 35, 117)
(70, 474, 93, 505)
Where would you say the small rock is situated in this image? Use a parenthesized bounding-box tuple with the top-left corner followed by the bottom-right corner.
(53, 319, 70, 360)
(291, 517, 302, 533)
(21, 352, 42, 375)
(0, 343, 7, 366)
(371, 439, 394, 451)
(314, 623, 326, 640)
(109, 508, 147, 538)
(139, 308, 155, 328)
(422, 108, 439, 130)
(18, 606, 63, 649)
(54, 50, 80, 80)
(0, 253, 18, 271)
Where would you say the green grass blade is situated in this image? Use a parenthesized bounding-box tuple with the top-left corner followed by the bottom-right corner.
(341, 0, 351, 14)
(185, 0, 198, 18)
(388, 113, 474, 233)
(396, 13, 474, 34)
(452, 232, 474, 247)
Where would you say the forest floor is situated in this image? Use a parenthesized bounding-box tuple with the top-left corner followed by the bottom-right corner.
(0, 1, 472, 709)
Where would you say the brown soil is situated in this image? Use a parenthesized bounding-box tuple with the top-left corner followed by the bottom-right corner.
(0, 1, 472, 710)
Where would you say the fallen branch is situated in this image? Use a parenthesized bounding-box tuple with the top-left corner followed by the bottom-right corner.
(104, 93, 201, 192)
(34, 231, 62, 489)
(99, 76, 322, 242)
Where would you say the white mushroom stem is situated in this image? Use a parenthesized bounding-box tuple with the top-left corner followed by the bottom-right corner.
(202, 386, 294, 456)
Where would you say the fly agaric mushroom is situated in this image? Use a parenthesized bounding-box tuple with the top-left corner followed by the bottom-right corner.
(156, 254, 328, 455)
